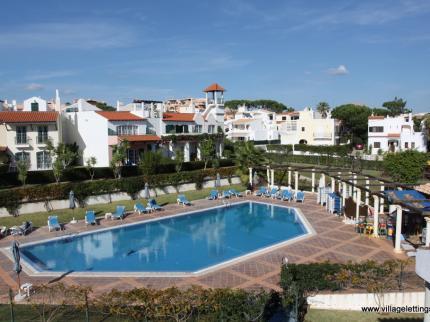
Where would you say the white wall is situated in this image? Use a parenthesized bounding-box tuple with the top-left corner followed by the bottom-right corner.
(23, 97, 48, 111)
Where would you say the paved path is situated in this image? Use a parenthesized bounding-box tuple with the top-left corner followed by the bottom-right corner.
(0, 193, 420, 301)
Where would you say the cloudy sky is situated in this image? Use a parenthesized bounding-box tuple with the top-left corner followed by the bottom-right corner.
(1, 0, 429, 112)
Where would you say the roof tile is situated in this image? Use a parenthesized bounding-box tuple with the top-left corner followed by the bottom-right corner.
(0, 111, 58, 123)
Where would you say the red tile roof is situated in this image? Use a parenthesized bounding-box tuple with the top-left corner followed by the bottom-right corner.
(387, 133, 400, 137)
(163, 113, 195, 122)
(96, 111, 144, 121)
(119, 135, 161, 142)
(0, 111, 58, 123)
(203, 83, 225, 92)
(368, 116, 385, 120)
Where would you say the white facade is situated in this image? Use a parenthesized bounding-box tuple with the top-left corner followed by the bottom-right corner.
(225, 106, 279, 142)
(367, 113, 428, 154)
(278, 107, 339, 145)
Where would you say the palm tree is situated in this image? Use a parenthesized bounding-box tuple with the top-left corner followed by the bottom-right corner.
(234, 141, 266, 171)
(316, 102, 330, 118)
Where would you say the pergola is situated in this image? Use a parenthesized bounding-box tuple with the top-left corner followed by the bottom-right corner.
(249, 164, 430, 253)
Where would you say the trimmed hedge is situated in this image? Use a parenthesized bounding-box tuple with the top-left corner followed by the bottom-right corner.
(0, 159, 235, 188)
(267, 144, 351, 156)
(0, 166, 238, 208)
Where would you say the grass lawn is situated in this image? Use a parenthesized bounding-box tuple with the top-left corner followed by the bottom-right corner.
(306, 309, 423, 322)
(0, 184, 246, 228)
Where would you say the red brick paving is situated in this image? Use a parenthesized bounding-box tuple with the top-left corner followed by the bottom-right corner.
(0, 193, 422, 301)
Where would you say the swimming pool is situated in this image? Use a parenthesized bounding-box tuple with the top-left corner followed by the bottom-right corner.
(14, 201, 314, 276)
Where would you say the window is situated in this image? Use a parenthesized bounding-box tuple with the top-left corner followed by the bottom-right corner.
(193, 125, 202, 133)
(116, 125, 138, 136)
(37, 126, 48, 144)
(36, 151, 51, 169)
(31, 102, 39, 112)
(15, 152, 30, 164)
(269, 115, 273, 120)
(369, 126, 384, 133)
(301, 127, 305, 132)
(16, 126, 27, 144)
(405, 142, 409, 149)
(208, 125, 215, 134)
(411, 142, 415, 149)
(166, 124, 188, 134)
(126, 149, 138, 165)
(373, 142, 381, 148)
(282, 116, 287, 121)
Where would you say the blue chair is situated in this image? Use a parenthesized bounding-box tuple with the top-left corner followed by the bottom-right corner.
(48, 216, 61, 232)
(268, 188, 278, 198)
(112, 205, 126, 220)
(279, 190, 293, 201)
(255, 186, 267, 196)
(222, 190, 232, 198)
(147, 199, 162, 211)
(208, 190, 219, 200)
(229, 189, 242, 197)
(85, 211, 96, 225)
(177, 194, 191, 206)
(296, 191, 305, 203)
(134, 202, 148, 214)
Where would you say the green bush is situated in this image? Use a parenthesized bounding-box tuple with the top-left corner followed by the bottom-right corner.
(383, 150, 429, 184)
(267, 144, 351, 156)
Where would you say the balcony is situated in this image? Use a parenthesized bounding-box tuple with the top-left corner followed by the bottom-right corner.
(313, 132, 332, 140)
(15, 135, 30, 147)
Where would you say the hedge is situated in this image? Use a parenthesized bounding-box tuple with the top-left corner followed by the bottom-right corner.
(0, 159, 235, 188)
(267, 144, 351, 156)
(0, 166, 238, 211)
(266, 153, 384, 171)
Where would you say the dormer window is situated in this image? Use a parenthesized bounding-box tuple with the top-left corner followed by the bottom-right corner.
(31, 102, 39, 111)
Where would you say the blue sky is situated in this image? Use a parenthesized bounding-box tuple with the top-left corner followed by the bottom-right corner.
(1, 0, 429, 112)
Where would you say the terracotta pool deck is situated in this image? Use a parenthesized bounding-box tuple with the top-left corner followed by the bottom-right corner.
(0, 193, 422, 301)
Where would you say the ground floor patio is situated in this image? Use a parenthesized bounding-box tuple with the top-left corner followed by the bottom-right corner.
(0, 194, 422, 302)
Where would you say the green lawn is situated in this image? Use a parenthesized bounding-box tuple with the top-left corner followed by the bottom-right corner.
(0, 184, 246, 228)
(306, 309, 423, 322)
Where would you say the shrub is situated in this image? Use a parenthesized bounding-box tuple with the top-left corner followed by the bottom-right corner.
(383, 150, 428, 184)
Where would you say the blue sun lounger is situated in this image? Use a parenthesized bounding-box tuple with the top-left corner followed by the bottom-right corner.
(208, 190, 219, 200)
(279, 190, 293, 201)
(134, 202, 148, 214)
(229, 189, 242, 197)
(48, 216, 61, 232)
(255, 186, 267, 196)
(112, 205, 126, 220)
(222, 190, 232, 198)
(147, 199, 162, 211)
(177, 194, 191, 206)
(296, 191, 305, 203)
(85, 210, 96, 225)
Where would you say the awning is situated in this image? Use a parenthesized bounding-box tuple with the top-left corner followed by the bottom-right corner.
(384, 190, 430, 213)
(119, 135, 161, 142)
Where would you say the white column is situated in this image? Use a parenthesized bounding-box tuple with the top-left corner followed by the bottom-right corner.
(311, 169, 315, 193)
(353, 174, 357, 202)
(266, 167, 270, 187)
(394, 206, 403, 253)
(294, 171, 299, 192)
(270, 169, 275, 187)
(365, 179, 370, 206)
(321, 173, 326, 187)
(288, 168, 292, 186)
(355, 188, 361, 221)
(184, 142, 190, 162)
(168, 142, 174, 159)
(338, 172, 342, 192)
(197, 145, 201, 160)
(331, 176, 335, 192)
(426, 218, 430, 247)
(373, 196, 379, 237)
(342, 182, 347, 209)
(248, 168, 253, 187)
(380, 184, 385, 214)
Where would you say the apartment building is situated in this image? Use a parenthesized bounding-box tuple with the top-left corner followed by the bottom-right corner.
(278, 107, 339, 145)
(367, 113, 428, 154)
(0, 93, 61, 171)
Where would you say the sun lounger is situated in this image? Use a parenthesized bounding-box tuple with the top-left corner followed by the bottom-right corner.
(147, 199, 162, 211)
(279, 190, 293, 201)
(222, 190, 232, 198)
(47, 216, 61, 232)
(208, 190, 219, 200)
(134, 202, 148, 214)
(10, 221, 33, 236)
(112, 205, 126, 220)
(177, 194, 191, 206)
(295, 191, 305, 203)
(255, 186, 267, 196)
(229, 189, 242, 197)
(85, 211, 96, 225)
(268, 188, 278, 198)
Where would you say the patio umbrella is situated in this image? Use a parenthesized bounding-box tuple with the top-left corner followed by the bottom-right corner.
(319, 176, 325, 188)
(143, 182, 150, 199)
(216, 173, 221, 188)
(11, 240, 21, 291)
(69, 190, 75, 218)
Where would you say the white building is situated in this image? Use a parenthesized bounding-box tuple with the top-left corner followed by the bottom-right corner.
(225, 106, 279, 142)
(0, 92, 62, 171)
(367, 113, 428, 154)
(278, 107, 339, 145)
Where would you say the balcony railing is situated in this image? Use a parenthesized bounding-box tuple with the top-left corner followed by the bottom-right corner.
(15, 135, 30, 145)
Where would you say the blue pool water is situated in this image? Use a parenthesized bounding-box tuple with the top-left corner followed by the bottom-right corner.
(20, 202, 309, 274)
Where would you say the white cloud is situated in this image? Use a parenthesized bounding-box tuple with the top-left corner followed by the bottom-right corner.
(328, 65, 349, 76)
(25, 83, 44, 91)
(0, 22, 136, 49)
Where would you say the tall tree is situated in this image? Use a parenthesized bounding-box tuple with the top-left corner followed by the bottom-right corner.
(382, 97, 410, 116)
(234, 141, 266, 171)
(316, 102, 330, 118)
(331, 104, 372, 144)
(138, 150, 165, 176)
(199, 139, 215, 169)
(110, 140, 130, 179)
(225, 99, 294, 113)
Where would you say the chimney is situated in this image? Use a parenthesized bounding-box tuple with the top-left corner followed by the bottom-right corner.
(12, 100, 17, 111)
(116, 100, 121, 111)
(55, 89, 61, 112)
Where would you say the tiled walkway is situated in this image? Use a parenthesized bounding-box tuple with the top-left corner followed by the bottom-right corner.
(0, 194, 421, 302)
